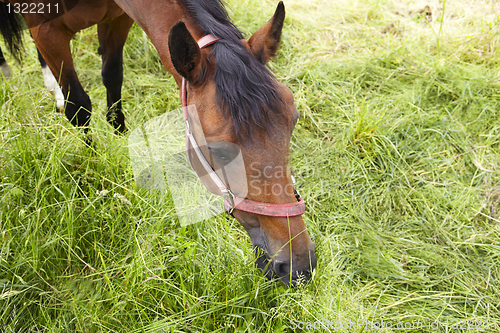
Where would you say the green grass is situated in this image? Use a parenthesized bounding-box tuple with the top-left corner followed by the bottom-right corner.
(1, 0, 500, 332)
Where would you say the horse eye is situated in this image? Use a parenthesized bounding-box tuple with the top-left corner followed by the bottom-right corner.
(207, 142, 240, 164)
(209, 148, 231, 162)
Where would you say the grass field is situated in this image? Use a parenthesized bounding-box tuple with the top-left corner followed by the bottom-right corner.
(1, 0, 500, 332)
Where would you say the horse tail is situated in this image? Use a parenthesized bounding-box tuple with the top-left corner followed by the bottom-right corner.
(0, 2, 24, 60)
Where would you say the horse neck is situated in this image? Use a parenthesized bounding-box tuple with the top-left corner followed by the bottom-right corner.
(113, 0, 205, 84)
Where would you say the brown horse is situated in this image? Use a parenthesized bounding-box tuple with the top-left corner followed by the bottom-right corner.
(0, 0, 317, 286)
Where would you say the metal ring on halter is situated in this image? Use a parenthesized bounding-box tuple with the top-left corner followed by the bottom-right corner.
(221, 189, 235, 214)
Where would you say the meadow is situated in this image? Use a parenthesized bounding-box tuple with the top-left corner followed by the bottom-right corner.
(1, 0, 500, 332)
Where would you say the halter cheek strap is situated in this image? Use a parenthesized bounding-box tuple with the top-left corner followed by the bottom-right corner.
(181, 34, 218, 120)
(182, 34, 305, 218)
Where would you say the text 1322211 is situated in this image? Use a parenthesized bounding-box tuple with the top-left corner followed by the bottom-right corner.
(6, 2, 59, 14)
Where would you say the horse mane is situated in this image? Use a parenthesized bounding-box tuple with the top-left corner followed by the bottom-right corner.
(180, 0, 284, 138)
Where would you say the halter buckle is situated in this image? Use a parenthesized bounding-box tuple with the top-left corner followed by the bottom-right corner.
(221, 188, 235, 214)
(291, 175, 301, 201)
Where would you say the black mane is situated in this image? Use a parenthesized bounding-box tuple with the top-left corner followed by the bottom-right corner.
(181, 0, 284, 137)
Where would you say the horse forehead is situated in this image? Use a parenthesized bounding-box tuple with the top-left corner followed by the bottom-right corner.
(191, 72, 294, 144)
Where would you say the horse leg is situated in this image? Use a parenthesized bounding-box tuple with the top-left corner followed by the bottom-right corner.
(0, 47, 11, 79)
(98, 14, 134, 134)
(33, 29, 92, 133)
(37, 48, 65, 111)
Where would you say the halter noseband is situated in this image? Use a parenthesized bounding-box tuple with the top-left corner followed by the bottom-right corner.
(181, 34, 305, 218)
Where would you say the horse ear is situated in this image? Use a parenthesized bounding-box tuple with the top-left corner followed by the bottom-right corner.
(168, 21, 201, 81)
(247, 1, 285, 64)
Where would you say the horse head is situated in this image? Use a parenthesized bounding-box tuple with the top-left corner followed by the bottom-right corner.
(168, 2, 316, 286)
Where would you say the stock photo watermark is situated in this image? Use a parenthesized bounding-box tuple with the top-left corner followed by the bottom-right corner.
(289, 318, 500, 331)
(0, 0, 80, 27)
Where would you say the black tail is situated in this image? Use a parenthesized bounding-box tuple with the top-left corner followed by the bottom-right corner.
(0, 2, 24, 60)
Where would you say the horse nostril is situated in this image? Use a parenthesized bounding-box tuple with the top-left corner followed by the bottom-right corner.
(272, 255, 316, 287)
(274, 253, 316, 278)
(273, 261, 291, 277)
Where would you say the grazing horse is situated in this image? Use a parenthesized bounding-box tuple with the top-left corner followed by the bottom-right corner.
(0, 0, 317, 286)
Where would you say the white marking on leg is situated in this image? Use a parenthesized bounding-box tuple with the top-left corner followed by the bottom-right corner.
(0, 62, 11, 80)
(42, 65, 65, 111)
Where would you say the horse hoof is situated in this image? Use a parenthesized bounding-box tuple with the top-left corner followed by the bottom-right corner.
(83, 133, 94, 148)
(115, 125, 127, 135)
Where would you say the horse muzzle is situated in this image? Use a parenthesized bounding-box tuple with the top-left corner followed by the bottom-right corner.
(254, 243, 317, 287)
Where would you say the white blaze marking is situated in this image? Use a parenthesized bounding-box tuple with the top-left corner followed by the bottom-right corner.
(42, 65, 65, 111)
